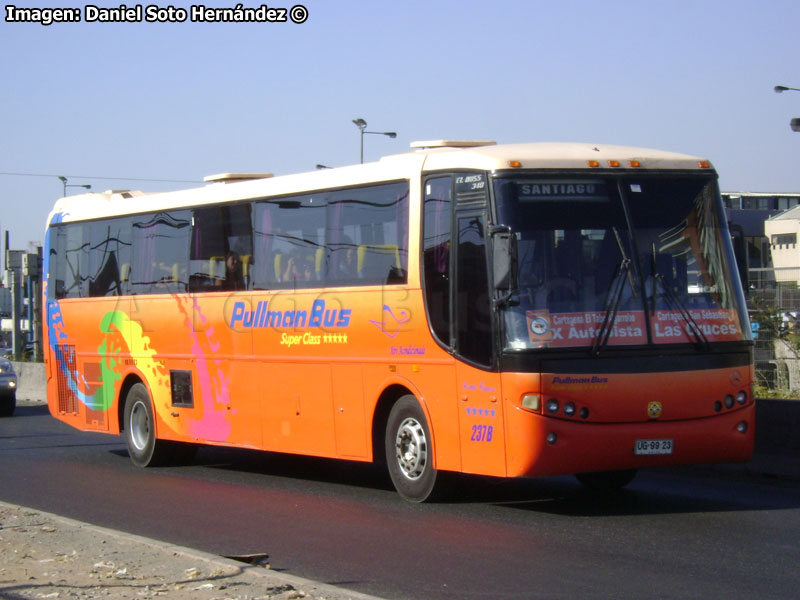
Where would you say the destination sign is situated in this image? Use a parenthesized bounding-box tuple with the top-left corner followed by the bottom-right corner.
(515, 180, 609, 202)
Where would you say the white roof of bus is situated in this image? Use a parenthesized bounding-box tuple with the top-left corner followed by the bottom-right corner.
(412, 141, 710, 171)
(47, 141, 712, 225)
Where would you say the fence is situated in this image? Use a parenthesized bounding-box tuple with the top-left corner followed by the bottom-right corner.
(749, 268, 800, 396)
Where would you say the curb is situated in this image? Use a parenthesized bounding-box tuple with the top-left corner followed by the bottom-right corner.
(0, 499, 385, 600)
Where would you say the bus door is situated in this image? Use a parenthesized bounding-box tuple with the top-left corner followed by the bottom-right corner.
(453, 205, 505, 476)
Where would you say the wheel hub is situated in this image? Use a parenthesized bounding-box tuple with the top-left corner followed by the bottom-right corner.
(395, 417, 427, 480)
(130, 401, 150, 451)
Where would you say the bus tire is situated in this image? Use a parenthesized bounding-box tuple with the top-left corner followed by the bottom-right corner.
(385, 395, 439, 502)
(576, 469, 637, 492)
(123, 383, 169, 468)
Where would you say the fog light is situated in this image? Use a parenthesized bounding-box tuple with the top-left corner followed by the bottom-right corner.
(546, 432, 558, 445)
(546, 399, 560, 414)
(9, 381, 15, 388)
(724, 395, 734, 409)
(579, 407, 590, 419)
(736, 390, 747, 405)
(737, 421, 748, 434)
(522, 394, 541, 411)
(563, 402, 576, 417)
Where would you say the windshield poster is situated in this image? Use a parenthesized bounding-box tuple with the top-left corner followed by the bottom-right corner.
(526, 309, 741, 348)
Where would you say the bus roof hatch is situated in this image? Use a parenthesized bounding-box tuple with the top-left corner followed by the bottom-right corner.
(410, 140, 497, 149)
(204, 172, 274, 184)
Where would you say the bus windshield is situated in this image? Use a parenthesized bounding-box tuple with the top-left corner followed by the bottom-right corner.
(493, 174, 750, 350)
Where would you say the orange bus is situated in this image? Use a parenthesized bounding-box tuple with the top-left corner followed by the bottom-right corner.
(43, 141, 754, 501)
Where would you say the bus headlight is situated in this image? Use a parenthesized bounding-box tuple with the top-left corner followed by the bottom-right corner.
(724, 395, 735, 409)
(546, 399, 559, 414)
(521, 394, 541, 411)
(736, 390, 747, 405)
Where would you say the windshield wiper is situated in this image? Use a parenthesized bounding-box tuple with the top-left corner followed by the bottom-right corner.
(592, 228, 636, 355)
(650, 246, 709, 350)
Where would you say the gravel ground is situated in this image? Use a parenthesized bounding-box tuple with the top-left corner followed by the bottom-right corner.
(0, 502, 380, 600)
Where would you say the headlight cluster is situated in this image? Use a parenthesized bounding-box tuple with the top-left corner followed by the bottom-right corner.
(520, 395, 589, 419)
(714, 390, 748, 412)
(546, 398, 589, 420)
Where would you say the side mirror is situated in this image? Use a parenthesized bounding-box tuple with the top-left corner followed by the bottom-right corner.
(490, 225, 518, 292)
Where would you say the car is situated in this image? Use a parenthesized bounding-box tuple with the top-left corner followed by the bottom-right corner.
(0, 357, 17, 417)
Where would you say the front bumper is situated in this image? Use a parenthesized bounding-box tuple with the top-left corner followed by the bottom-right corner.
(505, 402, 755, 477)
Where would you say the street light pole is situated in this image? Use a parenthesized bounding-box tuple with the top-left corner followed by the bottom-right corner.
(352, 118, 397, 163)
(58, 176, 91, 196)
(774, 85, 800, 133)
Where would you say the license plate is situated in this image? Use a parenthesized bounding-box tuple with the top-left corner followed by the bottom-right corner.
(634, 439, 674, 455)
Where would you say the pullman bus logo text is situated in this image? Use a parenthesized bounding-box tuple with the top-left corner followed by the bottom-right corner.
(229, 299, 351, 330)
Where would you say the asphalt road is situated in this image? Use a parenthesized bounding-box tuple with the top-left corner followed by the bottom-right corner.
(3, 404, 800, 599)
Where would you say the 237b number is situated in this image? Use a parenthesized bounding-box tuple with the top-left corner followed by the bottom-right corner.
(470, 424, 493, 442)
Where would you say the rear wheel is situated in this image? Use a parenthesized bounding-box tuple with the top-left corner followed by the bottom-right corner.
(124, 383, 170, 467)
(576, 469, 637, 492)
(385, 395, 440, 502)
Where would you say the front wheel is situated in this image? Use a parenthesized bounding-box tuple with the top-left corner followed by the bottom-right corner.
(124, 383, 170, 467)
(385, 395, 440, 502)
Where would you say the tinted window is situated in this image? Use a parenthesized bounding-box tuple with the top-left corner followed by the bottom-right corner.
(423, 176, 452, 345)
(190, 204, 253, 291)
(48, 181, 411, 299)
(327, 182, 409, 286)
(456, 214, 492, 366)
(494, 175, 749, 350)
(251, 181, 409, 289)
(252, 193, 326, 289)
(129, 211, 191, 295)
(88, 217, 133, 297)
(51, 223, 89, 299)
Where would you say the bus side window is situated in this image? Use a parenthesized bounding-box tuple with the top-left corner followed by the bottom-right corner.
(63, 223, 89, 298)
(455, 214, 492, 366)
(357, 244, 401, 284)
(190, 205, 252, 292)
(422, 176, 453, 346)
(326, 183, 409, 286)
(132, 211, 191, 295)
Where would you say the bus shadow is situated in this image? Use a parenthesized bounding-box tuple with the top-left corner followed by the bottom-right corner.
(448, 469, 800, 516)
(185, 445, 395, 493)
(109, 444, 800, 516)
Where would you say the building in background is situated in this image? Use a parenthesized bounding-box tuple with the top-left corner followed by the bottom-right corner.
(765, 206, 800, 287)
(723, 192, 800, 290)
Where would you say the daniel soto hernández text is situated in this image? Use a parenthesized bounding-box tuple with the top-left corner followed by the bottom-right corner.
(4, 4, 309, 25)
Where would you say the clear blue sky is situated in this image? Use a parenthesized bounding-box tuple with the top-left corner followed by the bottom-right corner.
(1, 0, 799, 251)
